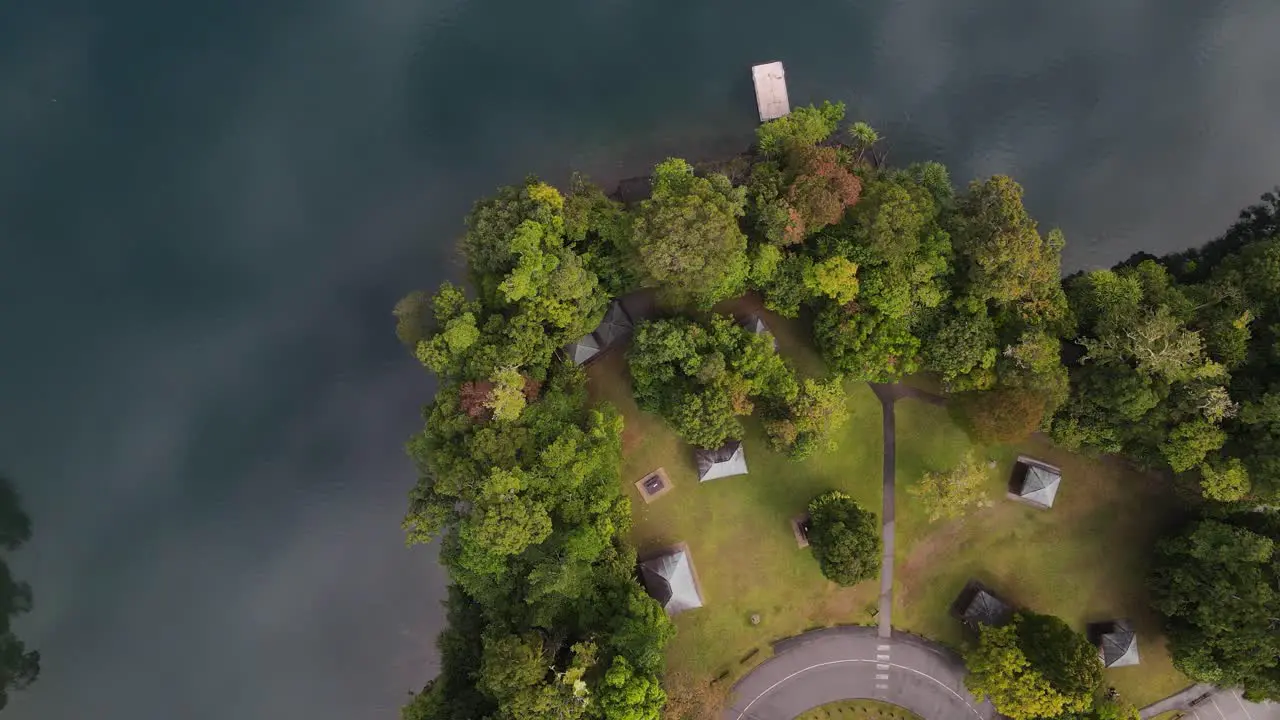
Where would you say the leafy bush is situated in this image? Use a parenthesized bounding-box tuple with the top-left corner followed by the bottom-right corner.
(909, 451, 993, 522)
(756, 101, 845, 157)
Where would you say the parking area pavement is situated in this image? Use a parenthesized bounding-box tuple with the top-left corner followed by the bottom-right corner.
(1180, 690, 1280, 720)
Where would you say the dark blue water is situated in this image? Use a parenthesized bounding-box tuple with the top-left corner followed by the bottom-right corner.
(2, 1, 1278, 717)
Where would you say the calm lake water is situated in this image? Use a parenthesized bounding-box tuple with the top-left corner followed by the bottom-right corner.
(2, 1, 1278, 718)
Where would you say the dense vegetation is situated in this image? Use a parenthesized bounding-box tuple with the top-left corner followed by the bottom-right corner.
(396, 98, 1280, 716)
(0, 477, 38, 710)
(398, 182, 672, 720)
(1149, 515, 1280, 700)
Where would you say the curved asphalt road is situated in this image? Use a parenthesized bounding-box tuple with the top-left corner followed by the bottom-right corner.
(723, 627, 994, 720)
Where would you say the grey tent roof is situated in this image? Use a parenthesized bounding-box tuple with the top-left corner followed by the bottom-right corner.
(742, 314, 777, 348)
(1099, 620, 1140, 668)
(695, 441, 748, 481)
(960, 588, 1012, 627)
(594, 301, 634, 347)
(564, 333, 602, 365)
(1015, 462, 1061, 508)
(639, 548, 703, 615)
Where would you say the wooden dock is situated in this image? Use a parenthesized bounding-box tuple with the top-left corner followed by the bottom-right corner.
(751, 61, 790, 122)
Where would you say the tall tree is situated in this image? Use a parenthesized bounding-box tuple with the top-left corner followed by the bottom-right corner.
(632, 159, 749, 308)
(762, 377, 850, 459)
(964, 613, 1102, 720)
(952, 176, 1069, 328)
(1053, 261, 1233, 482)
(748, 143, 862, 246)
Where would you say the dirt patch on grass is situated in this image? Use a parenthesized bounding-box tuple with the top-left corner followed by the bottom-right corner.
(896, 515, 973, 603)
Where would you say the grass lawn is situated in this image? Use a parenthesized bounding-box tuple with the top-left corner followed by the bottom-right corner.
(891, 398, 1191, 706)
(586, 304, 885, 681)
(796, 699, 923, 720)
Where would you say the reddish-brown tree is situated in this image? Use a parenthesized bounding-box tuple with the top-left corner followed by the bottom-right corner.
(952, 386, 1049, 444)
(784, 144, 862, 236)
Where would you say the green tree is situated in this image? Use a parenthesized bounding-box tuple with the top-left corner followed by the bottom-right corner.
(921, 308, 998, 391)
(806, 491, 880, 586)
(0, 478, 36, 710)
(910, 452, 993, 522)
(1056, 261, 1232, 483)
(762, 378, 849, 459)
(952, 176, 1068, 326)
(564, 173, 639, 296)
(756, 101, 845, 156)
(805, 257, 860, 305)
(813, 305, 920, 382)
(633, 158, 749, 308)
(846, 121, 880, 162)
(1016, 613, 1104, 714)
(1159, 419, 1226, 473)
(1149, 517, 1280, 700)
(595, 656, 665, 720)
(965, 622, 1068, 720)
(1197, 456, 1250, 502)
(486, 366, 528, 422)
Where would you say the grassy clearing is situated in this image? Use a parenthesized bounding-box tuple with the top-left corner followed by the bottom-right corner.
(795, 699, 923, 720)
(586, 305, 884, 681)
(891, 398, 1191, 706)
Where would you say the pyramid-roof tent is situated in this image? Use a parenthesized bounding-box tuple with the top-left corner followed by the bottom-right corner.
(563, 333, 602, 365)
(952, 580, 1014, 629)
(742, 314, 777, 349)
(594, 301, 634, 347)
(1010, 457, 1062, 509)
(695, 441, 747, 482)
(1096, 620, 1140, 668)
(639, 545, 704, 616)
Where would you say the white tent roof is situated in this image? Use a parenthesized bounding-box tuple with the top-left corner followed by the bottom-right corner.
(1100, 621, 1140, 668)
(564, 333, 602, 365)
(1017, 463, 1061, 508)
(696, 441, 747, 481)
(640, 549, 703, 615)
(742, 314, 777, 349)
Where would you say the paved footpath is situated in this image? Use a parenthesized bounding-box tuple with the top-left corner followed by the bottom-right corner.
(722, 627, 994, 720)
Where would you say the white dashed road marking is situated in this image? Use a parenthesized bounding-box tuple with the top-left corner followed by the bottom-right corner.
(733, 658, 984, 720)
